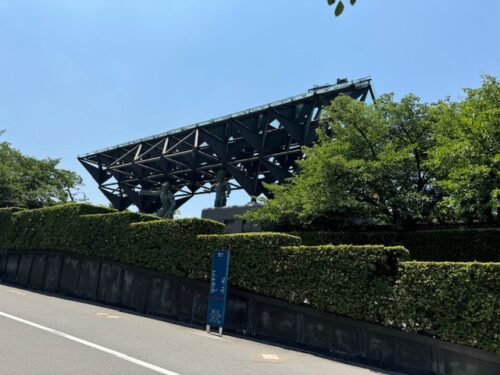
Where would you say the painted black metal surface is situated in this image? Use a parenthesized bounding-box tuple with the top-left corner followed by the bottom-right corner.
(78, 78, 374, 212)
(1, 249, 498, 375)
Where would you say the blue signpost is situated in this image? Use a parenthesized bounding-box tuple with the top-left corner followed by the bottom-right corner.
(206, 249, 230, 336)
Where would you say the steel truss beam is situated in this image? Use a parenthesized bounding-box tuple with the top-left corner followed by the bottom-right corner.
(78, 78, 374, 213)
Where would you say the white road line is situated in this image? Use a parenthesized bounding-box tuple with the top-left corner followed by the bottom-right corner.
(0, 310, 180, 375)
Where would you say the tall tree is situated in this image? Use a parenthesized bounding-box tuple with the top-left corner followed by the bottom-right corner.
(245, 93, 441, 230)
(244, 77, 499, 230)
(428, 75, 500, 223)
(0, 132, 84, 208)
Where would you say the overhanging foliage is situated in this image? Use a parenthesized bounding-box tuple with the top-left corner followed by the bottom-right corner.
(244, 75, 500, 229)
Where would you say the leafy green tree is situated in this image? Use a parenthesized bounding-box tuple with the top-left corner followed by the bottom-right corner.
(428, 75, 500, 223)
(244, 76, 499, 230)
(0, 132, 84, 208)
(245, 93, 441, 229)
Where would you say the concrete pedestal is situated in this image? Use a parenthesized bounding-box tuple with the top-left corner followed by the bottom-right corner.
(201, 204, 261, 233)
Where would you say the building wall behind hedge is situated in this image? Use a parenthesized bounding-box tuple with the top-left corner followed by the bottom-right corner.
(292, 229, 500, 262)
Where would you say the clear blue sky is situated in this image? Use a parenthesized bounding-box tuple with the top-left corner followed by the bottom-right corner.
(1, 1, 499, 217)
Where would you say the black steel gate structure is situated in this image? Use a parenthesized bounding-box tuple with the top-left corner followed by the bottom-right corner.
(78, 78, 374, 212)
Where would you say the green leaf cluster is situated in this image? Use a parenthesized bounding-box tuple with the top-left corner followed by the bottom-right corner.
(428, 75, 500, 223)
(0, 133, 84, 208)
(327, 0, 357, 17)
(245, 76, 500, 229)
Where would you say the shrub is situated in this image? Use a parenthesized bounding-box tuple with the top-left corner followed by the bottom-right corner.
(197, 232, 302, 291)
(292, 229, 500, 262)
(197, 237, 408, 323)
(2, 204, 115, 251)
(0, 204, 224, 265)
(1, 204, 498, 353)
(72, 211, 159, 258)
(127, 218, 224, 276)
(387, 261, 500, 353)
(0, 207, 25, 245)
(279, 245, 409, 322)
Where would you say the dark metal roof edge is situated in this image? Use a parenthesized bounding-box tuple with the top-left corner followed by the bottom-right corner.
(78, 77, 371, 159)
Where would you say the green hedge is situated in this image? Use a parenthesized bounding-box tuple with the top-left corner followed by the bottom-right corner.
(292, 229, 500, 262)
(0, 207, 25, 245)
(197, 238, 408, 323)
(70, 211, 160, 257)
(126, 219, 225, 276)
(278, 245, 409, 322)
(0, 204, 224, 262)
(387, 262, 500, 353)
(0, 204, 116, 251)
(1, 204, 499, 353)
(197, 233, 302, 291)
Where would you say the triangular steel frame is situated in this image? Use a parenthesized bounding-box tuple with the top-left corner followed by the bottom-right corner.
(78, 78, 374, 213)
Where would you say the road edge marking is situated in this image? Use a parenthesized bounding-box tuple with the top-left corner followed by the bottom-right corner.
(0, 310, 180, 375)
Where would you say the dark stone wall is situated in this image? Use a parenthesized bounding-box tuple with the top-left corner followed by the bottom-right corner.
(0, 249, 498, 375)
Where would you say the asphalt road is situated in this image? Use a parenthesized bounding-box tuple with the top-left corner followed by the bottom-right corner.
(0, 283, 392, 375)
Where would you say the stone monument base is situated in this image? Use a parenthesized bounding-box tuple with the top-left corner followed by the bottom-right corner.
(201, 203, 261, 233)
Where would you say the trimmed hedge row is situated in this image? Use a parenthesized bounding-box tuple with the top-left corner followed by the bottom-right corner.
(279, 245, 408, 322)
(197, 237, 408, 323)
(1, 206, 406, 325)
(1, 204, 499, 353)
(197, 233, 302, 292)
(0, 204, 116, 251)
(0, 204, 225, 260)
(0, 207, 25, 245)
(292, 229, 500, 262)
(387, 261, 500, 353)
(127, 219, 227, 276)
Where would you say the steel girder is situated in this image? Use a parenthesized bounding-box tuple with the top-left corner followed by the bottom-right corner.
(78, 78, 374, 213)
